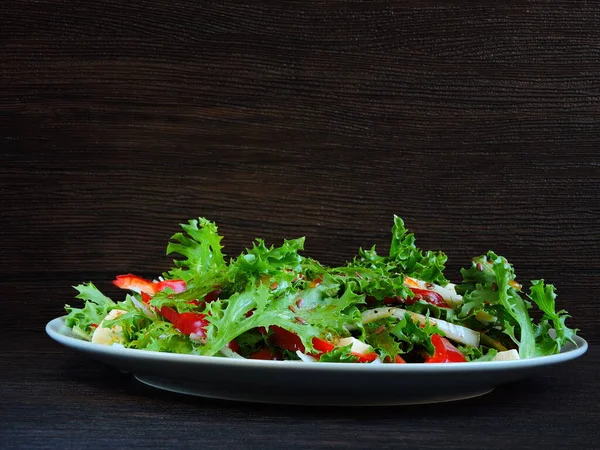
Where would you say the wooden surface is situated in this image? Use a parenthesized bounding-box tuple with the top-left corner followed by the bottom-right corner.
(2, 336, 599, 448)
(2, 1, 599, 448)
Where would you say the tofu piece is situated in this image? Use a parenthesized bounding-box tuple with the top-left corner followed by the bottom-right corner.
(492, 349, 520, 361)
(337, 337, 372, 355)
(91, 309, 128, 346)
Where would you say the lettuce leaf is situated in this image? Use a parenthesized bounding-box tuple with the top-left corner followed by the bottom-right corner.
(528, 279, 577, 356)
(130, 321, 198, 354)
(459, 251, 577, 359)
(318, 344, 360, 363)
(337, 216, 448, 302)
(330, 264, 412, 303)
(164, 218, 226, 281)
(389, 314, 439, 356)
(65, 283, 117, 339)
(363, 318, 404, 360)
(490, 254, 536, 359)
(459, 252, 536, 358)
(457, 345, 498, 362)
(201, 275, 363, 356)
(388, 215, 448, 285)
(233, 238, 306, 277)
(200, 284, 314, 356)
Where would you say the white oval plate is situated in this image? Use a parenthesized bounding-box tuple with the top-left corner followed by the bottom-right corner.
(46, 316, 588, 406)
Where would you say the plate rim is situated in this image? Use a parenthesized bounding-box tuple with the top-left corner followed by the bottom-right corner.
(46, 315, 588, 373)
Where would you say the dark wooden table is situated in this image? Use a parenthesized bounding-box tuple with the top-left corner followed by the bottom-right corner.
(2, 1, 599, 448)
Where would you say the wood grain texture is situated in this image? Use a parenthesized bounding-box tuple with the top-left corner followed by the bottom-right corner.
(2, 0, 599, 341)
(1, 1, 599, 447)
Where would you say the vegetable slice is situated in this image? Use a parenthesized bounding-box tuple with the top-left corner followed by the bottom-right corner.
(424, 334, 467, 363)
(356, 307, 480, 347)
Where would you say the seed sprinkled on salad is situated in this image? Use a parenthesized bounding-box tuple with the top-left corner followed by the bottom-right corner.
(65, 216, 578, 363)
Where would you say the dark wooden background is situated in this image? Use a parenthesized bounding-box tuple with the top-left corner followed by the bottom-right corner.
(2, 1, 599, 448)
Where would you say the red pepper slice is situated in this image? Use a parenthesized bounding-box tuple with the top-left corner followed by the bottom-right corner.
(269, 325, 305, 352)
(227, 340, 241, 353)
(249, 347, 283, 360)
(424, 334, 467, 363)
(113, 274, 156, 295)
(269, 327, 334, 354)
(395, 354, 406, 364)
(159, 307, 208, 337)
(140, 291, 153, 304)
(203, 289, 222, 303)
(385, 355, 407, 363)
(406, 288, 450, 308)
(365, 295, 378, 306)
(351, 351, 379, 363)
(113, 274, 187, 295)
(311, 337, 336, 354)
(187, 289, 221, 309)
(155, 279, 187, 294)
(311, 336, 379, 362)
(119, 275, 208, 337)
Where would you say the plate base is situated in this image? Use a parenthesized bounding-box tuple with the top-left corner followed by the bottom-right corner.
(46, 317, 588, 407)
(134, 374, 496, 406)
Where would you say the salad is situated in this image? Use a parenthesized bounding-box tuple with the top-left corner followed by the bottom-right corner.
(65, 216, 578, 364)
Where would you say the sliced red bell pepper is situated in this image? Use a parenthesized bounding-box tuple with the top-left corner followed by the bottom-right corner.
(203, 288, 222, 302)
(317, 337, 377, 361)
(155, 279, 187, 294)
(311, 336, 336, 354)
(113, 274, 187, 295)
(394, 354, 406, 363)
(249, 347, 283, 360)
(159, 307, 208, 337)
(227, 340, 241, 353)
(365, 295, 378, 306)
(406, 288, 450, 308)
(312, 336, 378, 362)
(118, 275, 208, 337)
(140, 291, 153, 304)
(188, 289, 222, 309)
(424, 334, 467, 363)
(269, 325, 305, 352)
(350, 351, 379, 363)
(269, 326, 333, 354)
(113, 274, 156, 295)
(139, 291, 209, 338)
